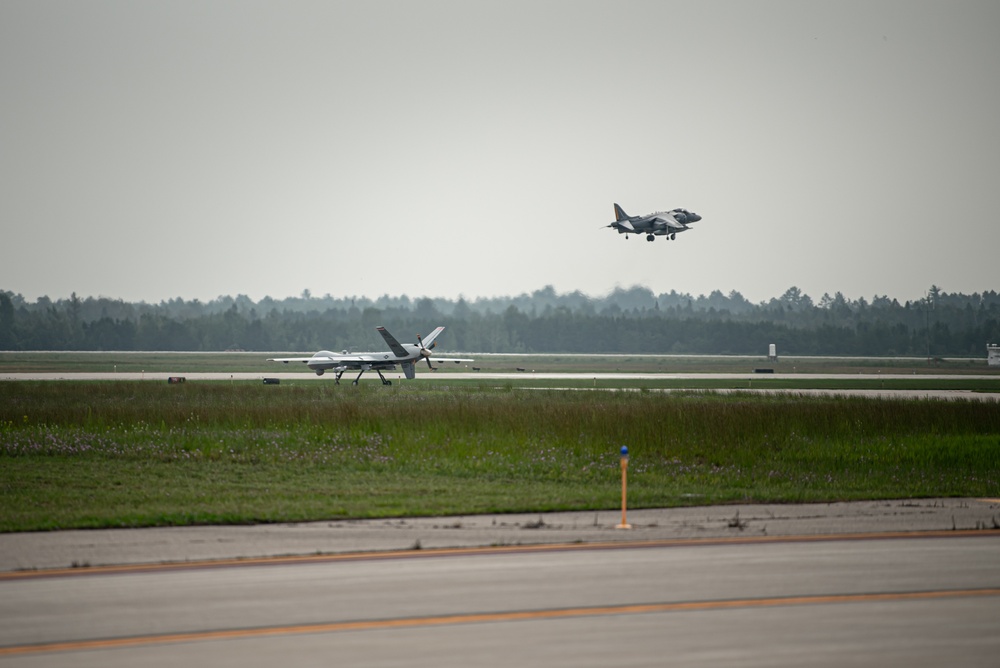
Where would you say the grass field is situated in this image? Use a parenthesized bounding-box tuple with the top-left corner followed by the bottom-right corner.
(2, 380, 998, 532)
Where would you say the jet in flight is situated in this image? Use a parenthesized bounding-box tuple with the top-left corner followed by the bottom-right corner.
(268, 326, 473, 385)
(606, 203, 702, 242)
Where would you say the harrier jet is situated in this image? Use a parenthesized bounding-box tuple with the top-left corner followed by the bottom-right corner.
(606, 203, 702, 241)
(268, 326, 473, 385)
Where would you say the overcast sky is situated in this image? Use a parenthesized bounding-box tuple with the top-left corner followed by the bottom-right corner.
(2, 0, 998, 306)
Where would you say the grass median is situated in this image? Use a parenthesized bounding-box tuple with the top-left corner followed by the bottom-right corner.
(1, 381, 998, 531)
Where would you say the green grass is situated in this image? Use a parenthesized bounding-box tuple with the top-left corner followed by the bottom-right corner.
(1, 382, 998, 532)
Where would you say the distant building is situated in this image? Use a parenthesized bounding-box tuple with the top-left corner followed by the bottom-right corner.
(768, 343, 777, 362)
(989, 343, 1000, 367)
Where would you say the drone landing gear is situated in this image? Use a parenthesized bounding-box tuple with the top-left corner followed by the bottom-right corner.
(350, 369, 392, 385)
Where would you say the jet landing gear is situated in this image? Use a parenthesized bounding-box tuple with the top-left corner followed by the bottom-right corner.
(646, 234, 655, 241)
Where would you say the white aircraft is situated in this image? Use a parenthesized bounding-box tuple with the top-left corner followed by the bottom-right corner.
(268, 326, 473, 385)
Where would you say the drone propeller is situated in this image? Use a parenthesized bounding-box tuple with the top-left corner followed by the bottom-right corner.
(416, 333, 437, 370)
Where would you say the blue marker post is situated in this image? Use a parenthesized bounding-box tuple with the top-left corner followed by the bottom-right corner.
(616, 446, 632, 529)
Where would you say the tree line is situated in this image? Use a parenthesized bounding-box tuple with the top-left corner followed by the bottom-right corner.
(1, 285, 998, 357)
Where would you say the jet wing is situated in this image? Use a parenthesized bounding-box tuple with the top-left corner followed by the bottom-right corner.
(650, 213, 687, 230)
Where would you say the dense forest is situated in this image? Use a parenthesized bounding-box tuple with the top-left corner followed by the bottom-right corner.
(2, 285, 999, 357)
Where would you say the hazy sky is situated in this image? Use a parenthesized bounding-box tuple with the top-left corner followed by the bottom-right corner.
(3, 0, 998, 305)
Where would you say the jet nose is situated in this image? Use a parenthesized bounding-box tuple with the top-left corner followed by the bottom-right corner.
(689, 212, 702, 222)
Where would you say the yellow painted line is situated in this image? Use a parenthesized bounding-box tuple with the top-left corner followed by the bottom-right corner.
(2, 529, 998, 581)
(2, 588, 998, 657)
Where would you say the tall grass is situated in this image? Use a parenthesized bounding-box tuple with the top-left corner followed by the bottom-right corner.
(1, 382, 998, 531)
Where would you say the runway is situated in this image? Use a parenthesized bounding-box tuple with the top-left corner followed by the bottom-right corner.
(3, 371, 997, 402)
(2, 532, 998, 666)
(2, 371, 995, 381)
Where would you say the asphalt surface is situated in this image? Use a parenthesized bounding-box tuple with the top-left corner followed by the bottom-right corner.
(2, 502, 999, 667)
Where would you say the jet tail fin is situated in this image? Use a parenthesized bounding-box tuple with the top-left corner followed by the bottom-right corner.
(613, 203, 629, 221)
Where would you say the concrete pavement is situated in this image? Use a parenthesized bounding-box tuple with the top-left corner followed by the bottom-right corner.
(2, 498, 999, 572)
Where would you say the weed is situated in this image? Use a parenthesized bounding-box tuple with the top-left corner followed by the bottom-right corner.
(727, 511, 748, 530)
